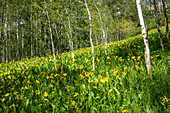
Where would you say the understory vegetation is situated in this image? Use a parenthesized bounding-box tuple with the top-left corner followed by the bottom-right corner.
(0, 26, 170, 112)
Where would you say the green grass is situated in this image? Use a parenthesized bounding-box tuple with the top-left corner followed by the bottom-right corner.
(0, 26, 170, 113)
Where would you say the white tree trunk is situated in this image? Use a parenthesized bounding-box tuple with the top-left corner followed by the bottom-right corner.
(30, 13, 33, 57)
(39, 21, 42, 56)
(85, 0, 95, 71)
(17, 19, 19, 60)
(8, 16, 11, 61)
(35, 17, 38, 56)
(54, 24, 63, 72)
(136, 0, 152, 74)
(65, 22, 75, 63)
(46, 10, 57, 71)
(68, 20, 75, 62)
(4, 10, 8, 63)
(95, 5, 107, 55)
(22, 25, 24, 59)
(16, 9, 20, 61)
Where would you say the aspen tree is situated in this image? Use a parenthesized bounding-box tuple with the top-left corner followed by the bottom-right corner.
(95, 4, 107, 55)
(84, 0, 95, 70)
(46, 10, 57, 71)
(136, 0, 152, 74)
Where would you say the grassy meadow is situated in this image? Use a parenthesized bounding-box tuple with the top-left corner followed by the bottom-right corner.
(0, 26, 170, 113)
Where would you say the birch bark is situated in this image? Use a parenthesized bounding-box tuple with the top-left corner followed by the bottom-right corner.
(46, 10, 57, 71)
(4, 7, 8, 63)
(85, 0, 95, 71)
(136, 0, 152, 74)
(95, 5, 107, 55)
(64, 21, 75, 63)
(30, 11, 33, 57)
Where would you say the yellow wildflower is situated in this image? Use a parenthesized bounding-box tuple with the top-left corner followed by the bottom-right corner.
(76, 108, 79, 112)
(44, 98, 49, 102)
(99, 75, 102, 79)
(85, 72, 89, 77)
(80, 65, 83, 69)
(74, 92, 78, 97)
(25, 86, 29, 90)
(27, 80, 31, 83)
(72, 101, 76, 106)
(63, 73, 67, 76)
(107, 56, 110, 59)
(120, 82, 123, 85)
(100, 79, 105, 83)
(104, 77, 108, 82)
(46, 76, 49, 79)
(123, 71, 127, 76)
(122, 109, 127, 113)
(4, 93, 10, 97)
(94, 79, 99, 83)
(14, 91, 18, 95)
(36, 90, 40, 95)
(1, 98, 5, 102)
(44, 92, 48, 97)
(110, 69, 114, 74)
(88, 79, 92, 83)
(113, 72, 117, 76)
(124, 67, 127, 70)
(50, 84, 53, 88)
(9, 104, 15, 108)
(137, 56, 141, 60)
(162, 96, 169, 103)
(36, 80, 39, 84)
(131, 56, 135, 59)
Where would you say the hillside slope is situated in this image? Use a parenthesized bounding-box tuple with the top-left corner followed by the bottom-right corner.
(0, 26, 169, 112)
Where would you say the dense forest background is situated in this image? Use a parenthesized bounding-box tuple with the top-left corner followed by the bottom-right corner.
(0, 0, 169, 63)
